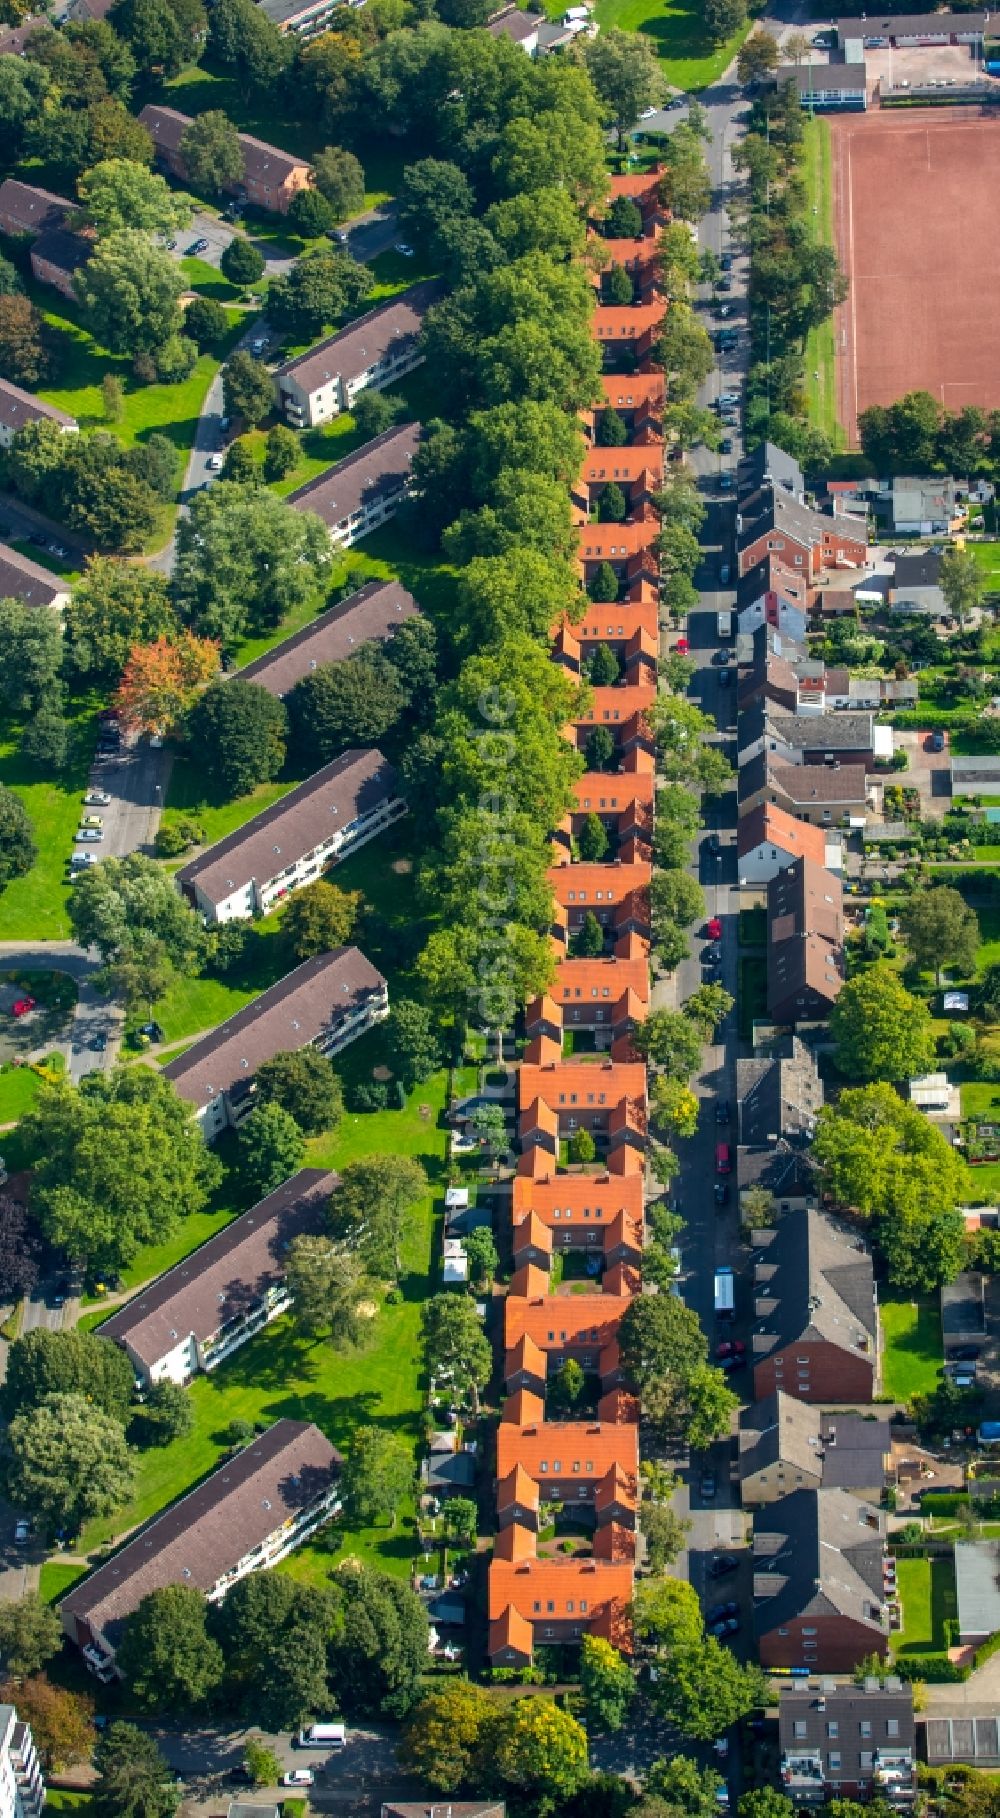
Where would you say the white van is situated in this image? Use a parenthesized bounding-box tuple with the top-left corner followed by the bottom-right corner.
(297, 1723, 346, 1750)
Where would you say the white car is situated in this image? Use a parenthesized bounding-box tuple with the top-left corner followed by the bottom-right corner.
(85, 790, 111, 806)
(207, 454, 224, 472)
(283, 1771, 314, 1787)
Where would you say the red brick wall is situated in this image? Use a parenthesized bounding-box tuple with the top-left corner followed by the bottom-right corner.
(754, 1340, 874, 1403)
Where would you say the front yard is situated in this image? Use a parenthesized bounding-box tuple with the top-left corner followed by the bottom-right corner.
(880, 1293, 944, 1402)
(893, 1555, 957, 1657)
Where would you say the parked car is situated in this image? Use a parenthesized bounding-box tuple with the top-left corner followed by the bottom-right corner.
(709, 1554, 740, 1578)
(85, 790, 111, 806)
(11, 997, 35, 1017)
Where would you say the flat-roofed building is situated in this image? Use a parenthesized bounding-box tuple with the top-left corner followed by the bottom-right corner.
(236, 581, 418, 699)
(61, 1420, 341, 1679)
(98, 1170, 336, 1384)
(163, 947, 388, 1139)
(276, 283, 442, 427)
(176, 749, 404, 923)
(286, 424, 421, 549)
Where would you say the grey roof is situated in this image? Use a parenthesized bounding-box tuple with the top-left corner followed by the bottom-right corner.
(0, 379, 76, 439)
(0, 541, 70, 609)
(237, 581, 418, 699)
(176, 748, 400, 908)
(162, 948, 387, 1110)
(97, 1169, 336, 1370)
(32, 227, 92, 276)
(276, 282, 442, 398)
(0, 178, 71, 236)
(785, 61, 867, 92)
(287, 423, 421, 532)
(738, 441, 804, 501)
(767, 710, 874, 753)
(737, 1035, 824, 1147)
(753, 1488, 888, 1636)
(751, 1207, 877, 1363)
(62, 1419, 341, 1647)
(779, 1681, 914, 1778)
(895, 549, 943, 589)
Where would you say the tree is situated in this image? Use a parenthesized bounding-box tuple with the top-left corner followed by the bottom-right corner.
(281, 879, 361, 960)
(385, 999, 443, 1092)
(0, 1195, 40, 1301)
(634, 1008, 703, 1079)
(236, 1102, 306, 1198)
(651, 1077, 699, 1139)
(901, 884, 979, 985)
(738, 28, 780, 83)
(185, 295, 228, 350)
(220, 235, 265, 288)
(313, 146, 365, 221)
(286, 650, 405, 769)
(243, 1739, 283, 1788)
(172, 483, 331, 649)
(330, 1155, 428, 1281)
(329, 1563, 428, 1718)
(23, 1068, 220, 1272)
(222, 350, 274, 428)
(179, 109, 244, 194)
(5, 1327, 134, 1423)
(578, 811, 609, 863)
(829, 962, 935, 1081)
(0, 295, 48, 387)
(0, 1596, 62, 1677)
(66, 560, 176, 680)
(186, 679, 287, 799)
(93, 1722, 181, 1818)
(117, 1584, 224, 1713)
(7, 1392, 134, 1534)
(115, 631, 218, 737)
(78, 158, 189, 236)
(340, 1426, 415, 1526)
(0, 785, 35, 892)
(421, 1293, 491, 1412)
(399, 1680, 493, 1794)
(489, 1697, 589, 1804)
(129, 1379, 193, 1448)
(285, 1234, 372, 1348)
(5, 1675, 94, 1771)
(255, 1049, 342, 1137)
(658, 1641, 766, 1740)
(581, 28, 664, 147)
(74, 231, 183, 355)
(641, 1502, 690, 1572)
(941, 546, 983, 625)
(263, 422, 299, 482)
(579, 1633, 634, 1733)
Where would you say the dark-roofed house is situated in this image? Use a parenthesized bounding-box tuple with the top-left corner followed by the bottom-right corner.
(737, 1033, 823, 1211)
(138, 106, 313, 215)
(287, 423, 421, 549)
(0, 179, 70, 239)
(754, 1488, 890, 1670)
(98, 1170, 335, 1384)
(163, 948, 388, 1140)
(176, 749, 404, 923)
(740, 1391, 890, 1505)
(0, 379, 77, 450)
(779, 1679, 915, 1802)
(783, 62, 867, 108)
(61, 1420, 342, 1679)
(275, 283, 443, 428)
(751, 1209, 879, 1403)
(767, 857, 845, 1023)
(0, 543, 72, 612)
(237, 581, 418, 699)
(30, 227, 92, 299)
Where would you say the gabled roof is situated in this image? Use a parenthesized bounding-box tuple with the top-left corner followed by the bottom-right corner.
(753, 1488, 888, 1636)
(737, 804, 828, 866)
(752, 1207, 877, 1362)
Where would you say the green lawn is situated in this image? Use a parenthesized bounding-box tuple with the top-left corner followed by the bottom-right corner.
(880, 1293, 943, 1401)
(591, 0, 750, 88)
(894, 1555, 957, 1657)
(0, 714, 96, 941)
(76, 1062, 464, 1580)
(801, 115, 846, 450)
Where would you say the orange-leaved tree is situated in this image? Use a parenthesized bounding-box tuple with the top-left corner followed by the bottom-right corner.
(114, 633, 219, 736)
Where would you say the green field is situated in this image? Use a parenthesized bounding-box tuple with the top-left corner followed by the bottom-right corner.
(801, 116, 846, 450)
(894, 1555, 957, 1657)
(590, 0, 750, 88)
(879, 1293, 943, 1401)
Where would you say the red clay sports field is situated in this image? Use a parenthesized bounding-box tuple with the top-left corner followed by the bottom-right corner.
(829, 109, 1000, 442)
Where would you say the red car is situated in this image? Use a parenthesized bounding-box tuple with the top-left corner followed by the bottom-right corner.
(706, 917, 722, 940)
(11, 997, 35, 1018)
(675, 638, 690, 655)
(715, 1339, 746, 1360)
